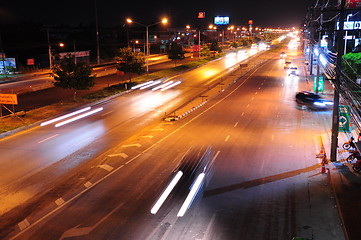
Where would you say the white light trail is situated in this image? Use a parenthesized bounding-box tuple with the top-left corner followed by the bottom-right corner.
(177, 173, 205, 217)
(140, 80, 162, 90)
(40, 107, 91, 126)
(131, 81, 154, 90)
(152, 81, 174, 91)
(160, 81, 181, 91)
(151, 171, 183, 214)
(55, 107, 104, 127)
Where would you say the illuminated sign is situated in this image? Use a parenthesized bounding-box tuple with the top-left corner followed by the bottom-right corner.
(214, 16, 229, 25)
(336, 21, 361, 30)
(198, 12, 205, 19)
(248, 20, 253, 25)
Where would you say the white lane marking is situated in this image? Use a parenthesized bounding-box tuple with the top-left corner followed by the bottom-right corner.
(55, 198, 65, 206)
(18, 219, 30, 231)
(271, 134, 274, 141)
(38, 134, 58, 144)
(246, 104, 250, 108)
(151, 128, 164, 131)
(251, 97, 254, 100)
(142, 135, 154, 138)
(241, 112, 245, 116)
(11, 64, 262, 239)
(234, 121, 239, 127)
(255, 92, 258, 95)
(59, 202, 124, 240)
(75, 137, 92, 146)
(225, 135, 230, 142)
(84, 181, 92, 188)
(107, 153, 128, 159)
(98, 164, 114, 172)
(121, 143, 141, 148)
(101, 111, 113, 117)
(203, 214, 217, 240)
(125, 159, 134, 165)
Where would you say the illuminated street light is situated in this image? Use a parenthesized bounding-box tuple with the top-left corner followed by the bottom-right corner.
(126, 17, 168, 73)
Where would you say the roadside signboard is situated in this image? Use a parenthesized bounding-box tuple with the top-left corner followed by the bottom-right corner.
(27, 58, 34, 66)
(339, 105, 351, 132)
(313, 76, 324, 92)
(0, 93, 18, 105)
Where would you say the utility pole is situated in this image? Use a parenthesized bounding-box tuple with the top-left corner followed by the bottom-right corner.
(94, 0, 100, 65)
(330, 0, 347, 162)
(0, 33, 7, 78)
(47, 29, 53, 70)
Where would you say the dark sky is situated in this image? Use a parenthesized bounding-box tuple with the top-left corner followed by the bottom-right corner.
(0, 0, 311, 28)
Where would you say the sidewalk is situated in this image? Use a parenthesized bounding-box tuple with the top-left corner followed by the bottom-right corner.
(310, 66, 361, 240)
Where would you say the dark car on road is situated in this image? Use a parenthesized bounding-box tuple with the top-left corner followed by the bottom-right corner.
(295, 91, 333, 110)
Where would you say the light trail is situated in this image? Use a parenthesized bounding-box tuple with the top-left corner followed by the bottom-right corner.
(40, 107, 91, 126)
(152, 81, 174, 91)
(151, 171, 183, 214)
(160, 81, 181, 91)
(177, 173, 205, 217)
(140, 80, 162, 90)
(55, 107, 104, 127)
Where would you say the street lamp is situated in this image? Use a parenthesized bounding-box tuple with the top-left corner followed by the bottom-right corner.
(126, 17, 168, 73)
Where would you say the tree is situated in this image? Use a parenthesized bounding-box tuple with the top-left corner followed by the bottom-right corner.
(200, 44, 211, 57)
(167, 42, 185, 65)
(210, 40, 222, 53)
(342, 52, 361, 80)
(52, 55, 95, 100)
(115, 47, 145, 82)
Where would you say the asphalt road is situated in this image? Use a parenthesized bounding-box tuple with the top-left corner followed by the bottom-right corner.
(0, 45, 345, 239)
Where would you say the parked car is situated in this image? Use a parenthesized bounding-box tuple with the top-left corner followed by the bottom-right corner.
(295, 91, 333, 110)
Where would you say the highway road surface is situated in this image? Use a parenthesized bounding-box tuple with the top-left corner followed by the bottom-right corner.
(0, 44, 344, 239)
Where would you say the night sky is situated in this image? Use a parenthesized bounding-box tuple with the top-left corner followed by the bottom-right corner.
(0, 0, 310, 28)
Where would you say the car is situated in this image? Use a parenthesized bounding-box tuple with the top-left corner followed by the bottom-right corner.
(287, 66, 299, 76)
(295, 91, 333, 110)
(284, 58, 292, 69)
(280, 52, 286, 58)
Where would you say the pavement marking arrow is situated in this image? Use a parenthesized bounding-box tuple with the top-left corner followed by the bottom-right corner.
(97, 164, 114, 172)
(121, 143, 141, 148)
(55, 198, 65, 206)
(107, 153, 128, 159)
(60, 203, 124, 239)
(142, 135, 154, 139)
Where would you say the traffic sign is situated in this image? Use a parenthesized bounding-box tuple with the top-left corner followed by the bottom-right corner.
(339, 105, 351, 132)
(313, 76, 324, 92)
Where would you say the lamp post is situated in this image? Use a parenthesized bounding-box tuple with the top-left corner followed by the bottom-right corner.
(47, 29, 53, 70)
(126, 18, 168, 73)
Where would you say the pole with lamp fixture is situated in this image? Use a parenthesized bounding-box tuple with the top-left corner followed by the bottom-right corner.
(126, 18, 168, 73)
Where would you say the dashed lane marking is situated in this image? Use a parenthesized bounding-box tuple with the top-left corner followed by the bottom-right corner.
(107, 153, 128, 159)
(18, 219, 30, 231)
(38, 134, 58, 144)
(55, 198, 65, 206)
(225, 135, 230, 142)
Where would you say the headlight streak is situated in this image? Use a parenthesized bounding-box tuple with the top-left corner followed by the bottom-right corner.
(150, 171, 183, 214)
(131, 81, 155, 90)
(152, 81, 174, 91)
(40, 107, 91, 126)
(160, 81, 182, 91)
(55, 107, 104, 127)
(140, 80, 162, 90)
(177, 173, 205, 217)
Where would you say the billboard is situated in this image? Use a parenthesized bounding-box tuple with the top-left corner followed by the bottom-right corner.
(214, 16, 229, 25)
(336, 21, 361, 30)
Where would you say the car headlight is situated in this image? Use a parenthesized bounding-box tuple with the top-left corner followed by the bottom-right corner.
(314, 101, 326, 106)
